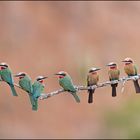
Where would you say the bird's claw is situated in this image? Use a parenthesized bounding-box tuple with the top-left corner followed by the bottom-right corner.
(129, 76, 137, 81)
(106, 81, 111, 84)
(90, 86, 94, 90)
(39, 96, 44, 100)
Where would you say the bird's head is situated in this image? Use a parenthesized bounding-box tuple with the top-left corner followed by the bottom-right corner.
(36, 76, 48, 83)
(106, 62, 117, 69)
(0, 62, 8, 70)
(122, 57, 133, 65)
(14, 72, 27, 79)
(89, 67, 100, 74)
(54, 71, 67, 79)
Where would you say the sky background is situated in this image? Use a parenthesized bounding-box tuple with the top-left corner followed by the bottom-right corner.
(0, 1, 140, 139)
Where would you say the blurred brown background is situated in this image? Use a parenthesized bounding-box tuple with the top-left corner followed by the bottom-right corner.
(0, 1, 140, 139)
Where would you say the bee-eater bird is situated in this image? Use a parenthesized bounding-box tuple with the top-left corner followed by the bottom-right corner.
(0, 62, 18, 96)
(107, 62, 120, 97)
(14, 72, 37, 111)
(55, 71, 80, 103)
(87, 67, 100, 103)
(122, 57, 140, 93)
(32, 76, 48, 110)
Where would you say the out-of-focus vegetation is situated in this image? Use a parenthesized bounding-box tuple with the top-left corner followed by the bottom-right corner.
(104, 95, 140, 139)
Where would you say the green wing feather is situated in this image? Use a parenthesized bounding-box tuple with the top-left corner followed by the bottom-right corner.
(32, 81, 44, 99)
(59, 75, 80, 103)
(0, 68, 18, 96)
(0, 68, 14, 84)
(118, 69, 120, 75)
(19, 75, 38, 111)
(29, 95, 38, 111)
(134, 65, 138, 75)
(19, 75, 33, 94)
(59, 75, 76, 92)
(32, 80, 45, 111)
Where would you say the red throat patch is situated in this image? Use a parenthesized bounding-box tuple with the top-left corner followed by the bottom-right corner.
(92, 72, 97, 75)
(110, 66, 116, 69)
(40, 80, 43, 83)
(0, 67, 5, 70)
(59, 76, 64, 79)
(125, 63, 130, 65)
(19, 76, 24, 79)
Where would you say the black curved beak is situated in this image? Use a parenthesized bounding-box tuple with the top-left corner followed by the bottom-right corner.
(96, 68, 101, 71)
(41, 76, 48, 80)
(54, 73, 61, 76)
(106, 64, 112, 66)
(13, 73, 21, 77)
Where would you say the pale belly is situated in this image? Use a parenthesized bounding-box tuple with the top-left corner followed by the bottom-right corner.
(88, 75, 99, 85)
(109, 70, 119, 80)
(124, 65, 135, 76)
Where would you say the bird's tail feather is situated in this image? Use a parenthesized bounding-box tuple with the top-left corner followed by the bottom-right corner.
(133, 80, 140, 93)
(9, 84, 18, 96)
(32, 99, 38, 111)
(88, 89, 95, 103)
(28, 95, 38, 111)
(72, 93, 80, 103)
(111, 83, 117, 97)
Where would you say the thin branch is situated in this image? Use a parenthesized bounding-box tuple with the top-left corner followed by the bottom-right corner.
(1, 75, 140, 100)
(13, 83, 22, 89)
(0, 79, 23, 90)
(39, 75, 140, 100)
(40, 89, 65, 100)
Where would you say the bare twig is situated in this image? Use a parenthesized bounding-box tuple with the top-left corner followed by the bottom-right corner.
(1, 75, 139, 100)
(0, 79, 22, 89)
(13, 83, 22, 89)
(40, 89, 65, 100)
(39, 75, 140, 100)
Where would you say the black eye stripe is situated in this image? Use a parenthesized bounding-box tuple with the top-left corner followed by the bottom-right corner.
(89, 70, 93, 73)
(21, 73, 26, 76)
(61, 73, 66, 76)
(59, 73, 66, 76)
(37, 78, 43, 81)
(111, 64, 116, 66)
(3, 65, 8, 68)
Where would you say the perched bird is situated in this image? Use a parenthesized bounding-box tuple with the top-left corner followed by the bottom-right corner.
(32, 76, 48, 110)
(87, 67, 100, 103)
(0, 62, 18, 96)
(122, 57, 140, 93)
(55, 71, 80, 103)
(107, 62, 120, 97)
(14, 72, 37, 111)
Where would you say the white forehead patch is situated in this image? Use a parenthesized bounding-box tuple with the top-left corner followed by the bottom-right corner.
(124, 57, 132, 62)
(108, 62, 116, 65)
(90, 67, 98, 71)
(58, 71, 66, 75)
(37, 76, 44, 79)
(0, 62, 7, 66)
(18, 72, 26, 75)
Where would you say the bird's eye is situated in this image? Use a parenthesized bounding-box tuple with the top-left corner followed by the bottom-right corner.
(4, 65, 8, 68)
(1, 66, 6, 69)
(92, 72, 96, 74)
(62, 73, 66, 76)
